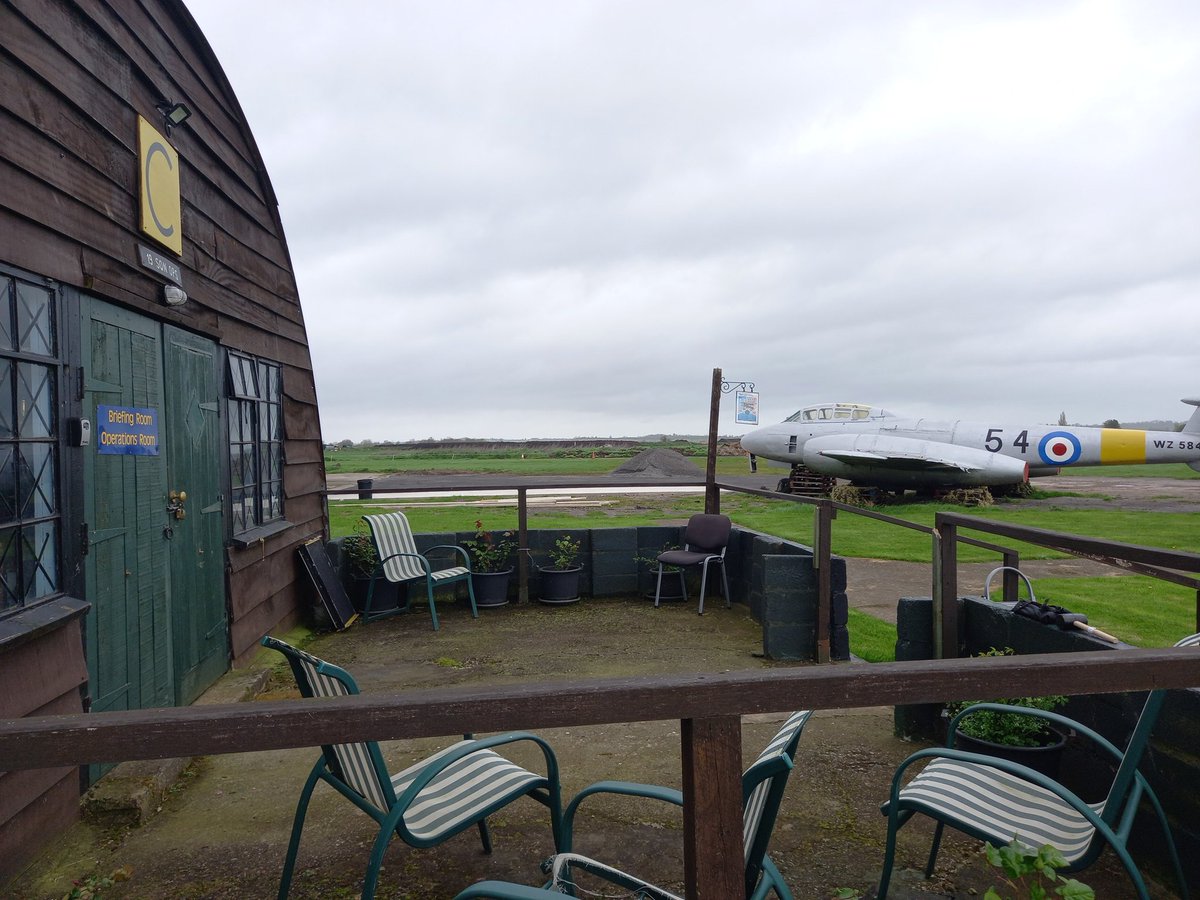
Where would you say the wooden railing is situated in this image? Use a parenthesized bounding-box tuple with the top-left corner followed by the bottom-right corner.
(933, 512, 1200, 658)
(2, 650, 1199, 898)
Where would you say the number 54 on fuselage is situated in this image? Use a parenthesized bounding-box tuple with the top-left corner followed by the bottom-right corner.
(738, 399, 1200, 490)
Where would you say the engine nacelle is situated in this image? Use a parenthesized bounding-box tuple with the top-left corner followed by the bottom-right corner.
(801, 433, 1029, 489)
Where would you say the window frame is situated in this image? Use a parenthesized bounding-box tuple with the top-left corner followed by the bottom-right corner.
(0, 268, 64, 618)
(226, 350, 284, 541)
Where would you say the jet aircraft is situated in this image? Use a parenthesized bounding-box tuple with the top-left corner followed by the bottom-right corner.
(739, 399, 1200, 492)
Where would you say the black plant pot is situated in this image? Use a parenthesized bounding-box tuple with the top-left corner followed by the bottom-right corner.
(643, 567, 686, 602)
(954, 727, 1067, 779)
(472, 569, 513, 608)
(538, 566, 581, 604)
(349, 576, 400, 614)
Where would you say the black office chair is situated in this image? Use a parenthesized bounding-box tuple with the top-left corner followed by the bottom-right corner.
(654, 513, 732, 614)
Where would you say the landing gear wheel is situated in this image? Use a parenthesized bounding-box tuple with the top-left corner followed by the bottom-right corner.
(776, 477, 791, 494)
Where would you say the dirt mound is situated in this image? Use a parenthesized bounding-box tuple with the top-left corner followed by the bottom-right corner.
(612, 448, 704, 477)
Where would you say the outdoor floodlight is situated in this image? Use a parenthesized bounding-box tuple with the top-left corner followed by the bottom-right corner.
(155, 100, 192, 134)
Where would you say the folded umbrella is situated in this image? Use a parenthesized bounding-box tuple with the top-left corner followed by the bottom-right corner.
(986, 565, 1119, 643)
(1012, 598, 1119, 643)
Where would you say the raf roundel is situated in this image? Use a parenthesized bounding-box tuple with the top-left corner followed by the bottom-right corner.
(1039, 431, 1082, 465)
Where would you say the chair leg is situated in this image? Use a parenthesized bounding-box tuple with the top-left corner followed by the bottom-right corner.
(923, 822, 944, 878)
(476, 818, 494, 854)
(426, 579, 440, 631)
(876, 807, 914, 900)
(1145, 778, 1190, 899)
(698, 562, 710, 615)
(464, 575, 479, 619)
(721, 562, 731, 608)
(757, 856, 794, 900)
(654, 564, 664, 607)
(362, 812, 404, 900)
(363, 577, 376, 623)
(278, 760, 325, 899)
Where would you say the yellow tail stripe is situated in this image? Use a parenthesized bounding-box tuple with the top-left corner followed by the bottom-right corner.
(1100, 429, 1146, 464)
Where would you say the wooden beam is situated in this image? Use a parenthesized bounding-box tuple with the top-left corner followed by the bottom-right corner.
(518, 487, 529, 604)
(2, 650, 1198, 771)
(814, 500, 834, 663)
(705, 368, 721, 515)
(682, 716, 743, 899)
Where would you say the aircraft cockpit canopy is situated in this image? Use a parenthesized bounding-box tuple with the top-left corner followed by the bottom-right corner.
(784, 403, 881, 423)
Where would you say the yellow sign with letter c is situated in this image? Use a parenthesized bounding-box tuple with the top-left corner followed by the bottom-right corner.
(138, 116, 182, 255)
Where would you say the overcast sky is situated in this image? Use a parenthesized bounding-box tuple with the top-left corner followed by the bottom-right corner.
(186, 1, 1200, 442)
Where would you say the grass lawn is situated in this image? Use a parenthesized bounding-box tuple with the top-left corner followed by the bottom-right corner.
(1026, 576, 1197, 649)
(332, 492, 1198, 566)
(325, 444, 756, 477)
(848, 609, 898, 662)
(1058, 462, 1199, 479)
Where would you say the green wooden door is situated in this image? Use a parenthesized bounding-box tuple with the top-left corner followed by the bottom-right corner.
(82, 300, 172, 716)
(163, 326, 227, 705)
(82, 303, 229, 728)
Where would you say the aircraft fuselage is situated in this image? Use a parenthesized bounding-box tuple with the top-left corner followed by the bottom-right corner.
(739, 401, 1200, 490)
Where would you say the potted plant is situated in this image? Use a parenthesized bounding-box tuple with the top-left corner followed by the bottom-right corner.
(463, 520, 515, 607)
(340, 523, 399, 613)
(538, 534, 583, 604)
(635, 542, 685, 601)
(946, 648, 1068, 777)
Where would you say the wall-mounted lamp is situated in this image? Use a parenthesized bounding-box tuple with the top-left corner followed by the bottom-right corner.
(163, 285, 188, 306)
(155, 100, 192, 135)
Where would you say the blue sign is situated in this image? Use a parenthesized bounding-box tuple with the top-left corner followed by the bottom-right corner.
(97, 405, 160, 456)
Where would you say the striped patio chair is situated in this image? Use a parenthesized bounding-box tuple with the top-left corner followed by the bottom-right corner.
(876, 633, 1200, 900)
(262, 637, 563, 900)
(452, 710, 814, 900)
(362, 510, 476, 629)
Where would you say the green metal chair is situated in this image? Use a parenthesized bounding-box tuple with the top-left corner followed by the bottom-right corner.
(262, 636, 563, 900)
(361, 510, 476, 629)
(876, 633, 1200, 900)
(452, 710, 813, 900)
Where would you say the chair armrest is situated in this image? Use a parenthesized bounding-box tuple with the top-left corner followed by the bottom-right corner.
(373, 551, 432, 581)
(453, 882, 558, 899)
(392, 731, 560, 812)
(948, 702, 1127, 765)
(425, 544, 471, 568)
(561, 780, 683, 852)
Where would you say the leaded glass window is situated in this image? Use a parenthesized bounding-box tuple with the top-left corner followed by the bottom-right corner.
(0, 274, 60, 611)
(227, 351, 282, 534)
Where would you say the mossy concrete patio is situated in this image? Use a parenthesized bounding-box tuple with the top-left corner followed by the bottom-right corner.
(7, 597, 1175, 899)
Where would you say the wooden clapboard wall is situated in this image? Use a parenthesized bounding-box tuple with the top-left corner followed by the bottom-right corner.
(0, 0, 326, 664)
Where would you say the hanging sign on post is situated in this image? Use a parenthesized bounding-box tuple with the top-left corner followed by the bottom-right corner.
(735, 391, 760, 425)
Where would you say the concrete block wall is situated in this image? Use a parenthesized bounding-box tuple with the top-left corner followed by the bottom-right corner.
(893, 594, 1200, 889)
(331, 525, 850, 661)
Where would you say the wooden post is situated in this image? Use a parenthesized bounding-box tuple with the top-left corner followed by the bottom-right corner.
(705, 368, 721, 514)
(518, 487, 529, 604)
(935, 517, 958, 659)
(1003, 551, 1020, 602)
(814, 500, 834, 663)
(682, 715, 743, 899)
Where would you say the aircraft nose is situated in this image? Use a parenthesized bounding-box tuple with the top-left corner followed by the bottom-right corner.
(740, 428, 770, 456)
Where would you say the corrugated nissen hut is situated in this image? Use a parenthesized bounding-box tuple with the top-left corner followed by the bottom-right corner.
(0, 0, 327, 872)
